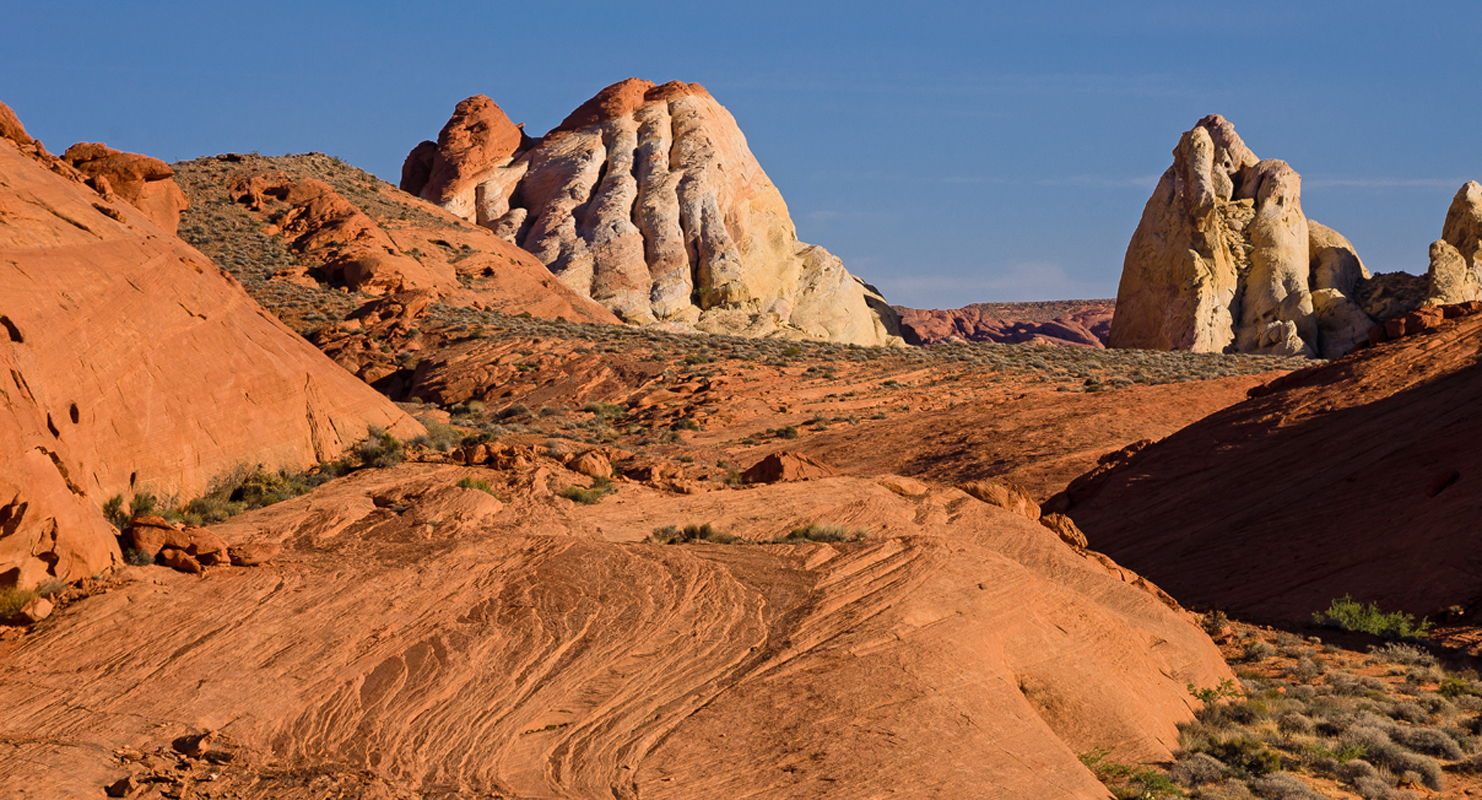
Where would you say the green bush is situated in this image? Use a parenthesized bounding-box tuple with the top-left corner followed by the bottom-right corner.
(1079, 748, 1185, 799)
(0, 586, 39, 619)
(357, 426, 405, 468)
(456, 477, 498, 497)
(647, 523, 741, 545)
(778, 425, 800, 439)
(1314, 595, 1432, 640)
(772, 522, 868, 544)
(559, 476, 613, 505)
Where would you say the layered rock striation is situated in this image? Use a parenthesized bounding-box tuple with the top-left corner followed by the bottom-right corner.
(896, 300, 1114, 347)
(0, 103, 421, 589)
(1109, 115, 1378, 359)
(403, 80, 902, 345)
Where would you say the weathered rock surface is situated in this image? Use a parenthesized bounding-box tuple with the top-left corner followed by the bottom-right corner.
(1110, 115, 1380, 359)
(0, 463, 1229, 799)
(1427, 181, 1482, 304)
(896, 299, 1114, 347)
(1064, 310, 1482, 625)
(0, 115, 422, 589)
(405, 80, 902, 345)
(61, 142, 190, 234)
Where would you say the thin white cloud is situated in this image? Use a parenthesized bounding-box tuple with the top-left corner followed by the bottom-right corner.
(1305, 177, 1472, 189)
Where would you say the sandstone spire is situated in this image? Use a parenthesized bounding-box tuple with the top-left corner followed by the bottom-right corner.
(1109, 115, 1373, 359)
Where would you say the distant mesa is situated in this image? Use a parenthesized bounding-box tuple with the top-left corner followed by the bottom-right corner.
(894, 300, 1114, 347)
(1106, 114, 1476, 360)
(402, 79, 904, 346)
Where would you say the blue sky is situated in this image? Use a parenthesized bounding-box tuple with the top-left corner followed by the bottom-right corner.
(4, 1, 1479, 308)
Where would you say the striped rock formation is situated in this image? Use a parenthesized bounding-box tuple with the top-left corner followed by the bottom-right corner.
(403, 80, 902, 346)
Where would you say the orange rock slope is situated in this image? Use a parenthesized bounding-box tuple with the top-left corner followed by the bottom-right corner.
(0, 103, 421, 588)
(1064, 306, 1482, 625)
(0, 462, 1230, 799)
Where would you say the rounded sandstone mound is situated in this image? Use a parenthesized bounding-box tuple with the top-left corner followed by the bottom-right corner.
(403, 79, 903, 345)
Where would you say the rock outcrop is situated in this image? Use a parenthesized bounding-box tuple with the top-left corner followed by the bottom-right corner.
(0, 110, 422, 589)
(1063, 308, 1482, 625)
(404, 80, 902, 345)
(1427, 181, 1482, 305)
(61, 142, 190, 234)
(1109, 115, 1378, 359)
(0, 462, 1230, 798)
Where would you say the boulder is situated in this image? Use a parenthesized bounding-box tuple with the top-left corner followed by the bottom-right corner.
(405, 80, 902, 346)
(160, 548, 202, 574)
(569, 451, 613, 479)
(18, 596, 54, 623)
(184, 526, 228, 559)
(742, 452, 837, 484)
(61, 142, 190, 234)
(125, 521, 191, 559)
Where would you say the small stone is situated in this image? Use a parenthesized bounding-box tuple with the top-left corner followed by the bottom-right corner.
(18, 596, 53, 623)
(105, 774, 138, 797)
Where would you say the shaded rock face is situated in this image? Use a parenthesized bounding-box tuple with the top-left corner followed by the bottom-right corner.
(61, 142, 190, 234)
(1064, 309, 1482, 626)
(1428, 181, 1482, 304)
(404, 80, 902, 345)
(1110, 115, 1376, 359)
(0, 115, 422, 589)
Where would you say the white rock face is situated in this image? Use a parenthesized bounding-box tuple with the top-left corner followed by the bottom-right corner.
(1109, 115, 1375, 359)
(1427, 181, 1482, 305)
(407, 80, 902, 346)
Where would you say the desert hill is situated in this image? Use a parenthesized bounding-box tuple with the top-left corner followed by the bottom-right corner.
(402, 80, 903, 346)
(0, 103, 421, 589)
(1063, 302, 1482, 628)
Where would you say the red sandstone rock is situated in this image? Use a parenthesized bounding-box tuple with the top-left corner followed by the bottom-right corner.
(227, 543, 280, 567)
(412, 95, 526, 205)
(742, 452, 837, 483)
(569, 451, 613, 479)
(61, 142, 189, 233)
(160, 548, 202, 574)
(125, 524, 191, 559)
(0, 114, 422, 589)
(958, 479, 1041, 521)
(1040, 513, 1088, 548)
(18, 596, 53, 623)
(184, 526, 227, 558)
(896, 301, 1114, 347)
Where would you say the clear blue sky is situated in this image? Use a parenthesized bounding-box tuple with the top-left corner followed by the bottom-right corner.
(5, 1, 1479, 309)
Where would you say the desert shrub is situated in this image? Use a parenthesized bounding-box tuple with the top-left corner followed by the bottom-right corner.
(1382, 702, 1427, 724)
(1314, 596, 1432, 640)
(122, 548, 156, 566)
(0, 587, 39, 618)
(559, 476, 612, 505)
(1368, 643, 1436, 666)
(1189, 678, 1245, 705)
(1244, 641, 1277, 662)
(496, 403, 530, 420)
(778, 425, 800, 439)
(1439, 676, 1477, 698)
(455, 477, 497, 496)
(671, 417, 701, 432)
(1248, 772, 1320, 799)
(1276, 713, 1315, 736)
(103, 495, 128, 529)
(583, 401, 625, 420)
(129, 492, 157, 518)
(647, 523, 741, 545)
(357, 426, 405, 468)
(1405, 664, 1443, 684)
(1283, 657, 1324, 682)
(1349, 774, 1390, 800)
(1171, 752, 1225, 786)
(411, 419, 465, 452)
(1079, 748, 1183, 799)
(773, 522, 868, 544)
(1387, 726, 1463, 759)
(1386, 750, 1442, 789)
(1414, 692, 1453, 716)
(1201, 736, 1280, 778)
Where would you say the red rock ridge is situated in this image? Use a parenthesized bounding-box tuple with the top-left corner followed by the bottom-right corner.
(895, 300, 1114, 347)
